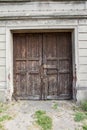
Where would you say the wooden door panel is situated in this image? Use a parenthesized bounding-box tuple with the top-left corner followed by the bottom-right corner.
(43, 33, 57, 61)
(13, 34, 27, 98)
(59, 60, 71, 74)
(57, 33, 72, 98)
(20, 74, 27, 96)
(15, 74, 20, 96)
(28, 61, 40, 72)
(27, 75, 41, 97)
(43, 32, 72, 99)
(43, 33, 58, 99)
(59, 74, 71, 95)
(48, 75, 58, 94)
(13, 33, 42, 99)
(26, 34, 42, 99)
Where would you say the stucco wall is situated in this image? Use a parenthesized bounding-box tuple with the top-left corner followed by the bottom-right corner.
(0, 1, 87, 102)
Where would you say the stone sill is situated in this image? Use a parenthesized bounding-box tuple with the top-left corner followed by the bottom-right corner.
(0, 0, 86, 2)
(0, 15, 87, 20)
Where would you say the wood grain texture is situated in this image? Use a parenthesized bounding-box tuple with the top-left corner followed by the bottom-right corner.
(13, 32, 72, 100)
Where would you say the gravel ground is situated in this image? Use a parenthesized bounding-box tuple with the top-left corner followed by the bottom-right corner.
(4, 100, 82, 130)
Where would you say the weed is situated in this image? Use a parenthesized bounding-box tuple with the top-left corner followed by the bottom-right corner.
(74, 112, 86, 122)
(81, 101, 87, 112)
(82, 124, 87, 130)
(0, 115, 12, 122)
(72, 105, 80, 112)
(52, 103, 58, 110)
(0, 103, 8, 113)
(0, 124, 5, 130)
(0, 107, 7, 113)
(35, 110, 52, 130)
(35, 110, 46, 118)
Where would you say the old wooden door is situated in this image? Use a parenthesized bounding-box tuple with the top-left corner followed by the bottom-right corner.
(13, 34, 42, 99)
(43, 33, 72, 99)
(13, 32, 72, 100)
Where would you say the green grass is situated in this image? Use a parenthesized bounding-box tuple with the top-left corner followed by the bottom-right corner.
(52, 103, 58, 110)
(81, 102, 87, 112)
(35, 110, 52, 130)
(82, 124, 87, 130)
(0, 103, 13, 130)
(74, 112, 86, 122)
(35, 110, 46, 118)
(0, 115, 12, 122)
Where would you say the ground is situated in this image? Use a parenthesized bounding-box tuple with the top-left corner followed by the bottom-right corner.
(0, 100, 85, 130)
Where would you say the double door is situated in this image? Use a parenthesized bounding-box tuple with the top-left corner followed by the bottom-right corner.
(13, 32, 72, 100)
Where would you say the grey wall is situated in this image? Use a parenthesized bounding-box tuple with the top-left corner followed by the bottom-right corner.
(0, 1, 87, 102)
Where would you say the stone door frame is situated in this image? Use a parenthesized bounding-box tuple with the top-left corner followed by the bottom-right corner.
(6, 25, 78, 101)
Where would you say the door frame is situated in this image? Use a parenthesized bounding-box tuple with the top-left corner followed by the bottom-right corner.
(6, 26, 78, 101)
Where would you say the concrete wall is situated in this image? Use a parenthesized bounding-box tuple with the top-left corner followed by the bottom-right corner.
(0, 0, 87, 102)
(77, 20, 87, 102)
(0, 23, 6, 102)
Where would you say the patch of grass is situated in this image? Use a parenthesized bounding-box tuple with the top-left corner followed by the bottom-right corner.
(74, 112, 86, 122)
(52, 103, 58, 110)
(82, 124, 87, 130)
(81, 101, 87, 112)
(35, 110, 46, 118)
(36, 115, 52, 130)
(0, 124, 5, 130)
(0, 108, 7, 113)
(72, 105, 80, 112)
(0, 115, 12, 122)
(35, 110, 52, 130)
(0, 103, 8, 113)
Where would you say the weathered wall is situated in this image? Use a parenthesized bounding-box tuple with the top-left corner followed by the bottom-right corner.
(0, 1, 87, 102)
(0, 1, 86, 20)
(77, 20, 87, 102)
(0, 22, 6, 102)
